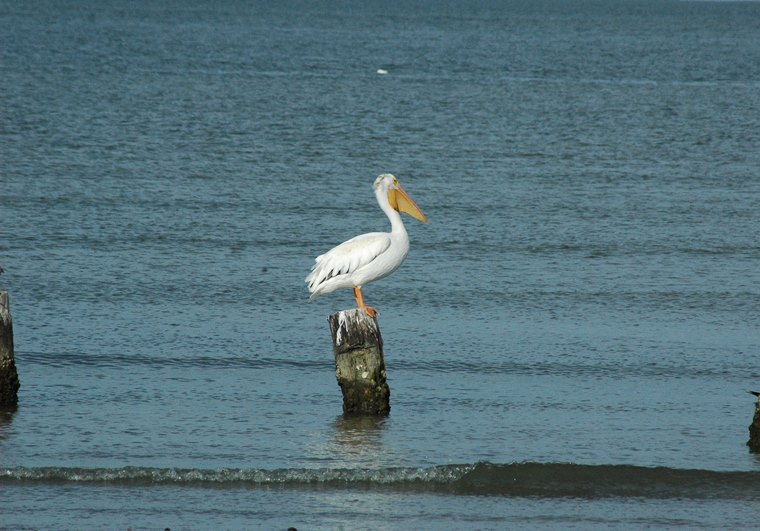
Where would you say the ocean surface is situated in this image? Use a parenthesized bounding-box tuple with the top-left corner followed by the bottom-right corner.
(2, 0, 760, 528)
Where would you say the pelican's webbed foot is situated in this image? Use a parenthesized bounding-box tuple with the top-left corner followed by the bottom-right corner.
(353, 286, 378, 318)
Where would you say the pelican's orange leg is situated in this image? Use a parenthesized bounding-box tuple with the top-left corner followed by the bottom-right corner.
(353, 286, 378, 317)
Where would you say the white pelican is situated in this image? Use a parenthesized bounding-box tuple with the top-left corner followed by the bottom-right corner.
(306, 174, 428, 317)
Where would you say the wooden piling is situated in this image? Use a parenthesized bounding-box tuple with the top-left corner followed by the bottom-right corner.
(0, 292, 20, 407)
(328, 309, 390, 416)
(748, 392, 760, 452)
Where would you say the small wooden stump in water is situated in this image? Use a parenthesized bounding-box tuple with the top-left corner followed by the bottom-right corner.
(328, 309, 390, 416)
(748, 392, 760, 452)
(0, 292, 20, 407)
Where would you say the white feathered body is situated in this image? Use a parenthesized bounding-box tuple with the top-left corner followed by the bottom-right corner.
(306, 174, 420, 301)
(306, 228, 409, 300)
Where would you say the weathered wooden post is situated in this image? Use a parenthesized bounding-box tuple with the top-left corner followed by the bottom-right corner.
(748, 391, 760, 452)
(328, 309, 390, 416)
(0, 292, 20, 407)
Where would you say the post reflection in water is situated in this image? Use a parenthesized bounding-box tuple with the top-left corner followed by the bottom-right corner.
(0, 406, 17, 441)
(328, 415, 392, 467)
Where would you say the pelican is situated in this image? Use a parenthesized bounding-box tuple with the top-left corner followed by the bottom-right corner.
(306, 174, 428, 317)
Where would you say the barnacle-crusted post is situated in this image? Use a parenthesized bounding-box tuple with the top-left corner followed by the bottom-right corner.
(328, 309, 390, 416)
(0, 292, 20, 407)
(748, 392, 760, 452)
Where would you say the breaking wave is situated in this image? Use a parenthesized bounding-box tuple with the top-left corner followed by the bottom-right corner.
(3, 462, 760, 499)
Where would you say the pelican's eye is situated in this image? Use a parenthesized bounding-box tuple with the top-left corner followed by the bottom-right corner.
(393, 178, 398, 186)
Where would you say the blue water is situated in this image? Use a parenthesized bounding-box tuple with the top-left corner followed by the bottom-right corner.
(2, 0, 760, 528)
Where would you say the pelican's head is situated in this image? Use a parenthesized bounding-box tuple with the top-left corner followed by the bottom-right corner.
(374, 173, 428, 223)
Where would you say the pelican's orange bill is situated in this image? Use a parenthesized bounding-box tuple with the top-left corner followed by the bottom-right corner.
(389, 185, 428, 223)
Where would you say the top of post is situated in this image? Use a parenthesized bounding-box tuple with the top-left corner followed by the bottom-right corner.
(328, 309, 381, 351)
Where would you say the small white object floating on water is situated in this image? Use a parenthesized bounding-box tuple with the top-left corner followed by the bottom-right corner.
(376, 69, 388, 75)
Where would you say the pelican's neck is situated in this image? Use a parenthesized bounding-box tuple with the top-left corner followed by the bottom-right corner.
(376, 186, 407, 235)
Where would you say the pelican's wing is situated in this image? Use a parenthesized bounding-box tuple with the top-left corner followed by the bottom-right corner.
(306, 232, 391, 296)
